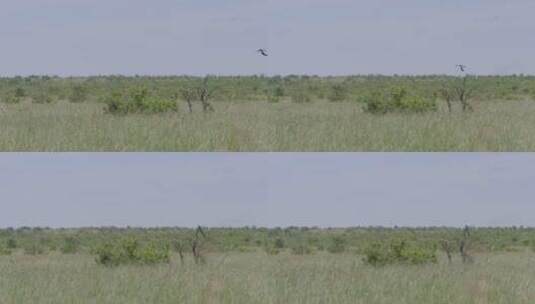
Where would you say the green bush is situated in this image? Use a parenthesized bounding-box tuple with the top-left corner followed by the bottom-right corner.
(274, 238, 285, 249)
(23, 243, 46, 255)
(32, 92, 53, 104)
(398, 95, 437, 113)
(267, 95, 280, 103)
(60, 237, 80, 254)
(0, 247, 11, 255)
(264, 237, 285, 255)
(273, 86, 285, 97)
(1, 93, 21, 104)
(326, 236, 346, 254)
(141, 98, 179, 114)
(363, 243, 393, 266)
(136, 243, 170, 264)
(264, 246, 280, 255)
(291, 91, 312, 103)
(290, 243, 312, 255)
(363, 87, 437, 114)
(104, 89, 178, 115)
(14, 87, 26, 98)
(6, 238, 17, 249)
(95, 238, 170, 267)
(103, 92, 127, 114)
(95, 243, 122, 266)
(361, 92, 391, 114)
(328, 84, 348, 102)
(69, 85, 88, 103)
(363, 240, 437, 266)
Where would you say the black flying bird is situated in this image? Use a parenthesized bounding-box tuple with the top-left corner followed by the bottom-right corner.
(257, 49, 268, 57)
(456, 64, 467, 72)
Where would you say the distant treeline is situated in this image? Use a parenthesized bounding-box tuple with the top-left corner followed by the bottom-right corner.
(1, 226, 534, 256)
(1, 74, 535, 104)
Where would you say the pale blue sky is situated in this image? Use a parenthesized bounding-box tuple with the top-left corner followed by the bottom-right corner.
(1, 153, 534, 228)
(1, 0, 534, 76)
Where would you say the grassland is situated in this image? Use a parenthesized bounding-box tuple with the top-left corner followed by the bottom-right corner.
(1, 98, 535, 151)
(1, 75, 535, 151)
(1, 251, 534, 303)
(2, 227, 535, 303)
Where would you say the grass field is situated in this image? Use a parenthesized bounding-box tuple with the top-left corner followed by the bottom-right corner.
(1, 251, 534, 304)
(1, 98, 534, 151)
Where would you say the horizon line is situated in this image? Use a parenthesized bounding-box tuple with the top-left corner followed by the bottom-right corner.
(3, 225, 533, 230)
(2, 73, 535, 79)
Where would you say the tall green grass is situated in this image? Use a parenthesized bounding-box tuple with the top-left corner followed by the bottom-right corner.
(0, 252, 534, 303)
(0, 99, 534, 151)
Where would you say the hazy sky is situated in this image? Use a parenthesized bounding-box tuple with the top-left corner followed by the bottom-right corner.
(1, 153, 534, 228)
(1, 0, 534, 76)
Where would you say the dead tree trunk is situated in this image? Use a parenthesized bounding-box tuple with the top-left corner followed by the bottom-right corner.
(191, 226, 207, 264)
(179, 89, 195, 114)
(459, 240, 472, 263)
(191, 239, 201, 264)
(197, 86, 214, 112)
(439, 88, 453, 113)
(440, 240, 453, 263)
(174, 241, 185, 265)
(459, 226, 474, 264)
(456, 76, 473, 112)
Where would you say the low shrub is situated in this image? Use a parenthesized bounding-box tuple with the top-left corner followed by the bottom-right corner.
(398, 95, 437, 113)
(60, 237, 80, 254)
(136, 243, 171, 264)
(363, 243, 393, 266)
(263, 237, 285, 255)
(361, 92, 390, 114)
(328, 84, 348, 102)
(14, 87, 26, 98)
(274, 238, 285, 249)
(264, 246, 280, 255)
(32, 92, 53, 104)
(363, 240, 437, 266)
(6, 238, 17, 249)
(0, 247, 11, 255)
(273, 86, 285, 97)
(1, 93, 21, 104)
(23, 243, 46, 255)
(95, 238, 170, 267)
(290, 243, 312, 255)
(326, 236, 347, 254)
(291, 91, 312, 103)
(267, 95, 280, 103)
(104, 89, 178, 115)
(68, 85, 88, 103)
(95, 243, 121, 266)
(363, 87, 437, 114)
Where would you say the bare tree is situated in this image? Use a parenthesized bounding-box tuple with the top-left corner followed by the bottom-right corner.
(173, 241, 186, 265)
(438, 66, 474, 113)
(178, 77, 216, 113)
(463, 225, 471, 238)
(440, 239, 453, 263)
(455, 76, 473, 112)
(179, 89, 196, 114)
(459, 240, 474, 264)
(439, 87, 454, 113)
(459, 226, 474, 264)
(191, 226, 207, 265)
(196, 77, 215, 113)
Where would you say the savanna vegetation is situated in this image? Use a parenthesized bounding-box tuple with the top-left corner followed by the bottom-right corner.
(1, 226, 535, 303)
(1, 74, 535, 151)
